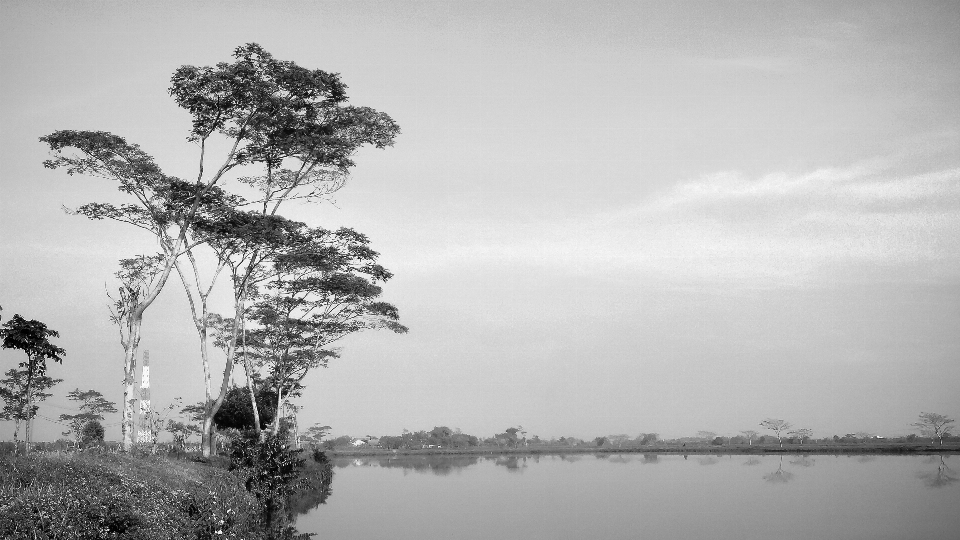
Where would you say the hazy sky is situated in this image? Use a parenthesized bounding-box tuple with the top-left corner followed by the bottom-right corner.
(2, 1, 958, 442)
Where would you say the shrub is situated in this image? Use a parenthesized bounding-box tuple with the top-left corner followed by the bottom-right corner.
(81, 420, 105, 447)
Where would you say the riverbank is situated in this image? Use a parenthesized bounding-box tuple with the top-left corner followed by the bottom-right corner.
(0, 450, 263, 539)
(330, 442, 960, 458)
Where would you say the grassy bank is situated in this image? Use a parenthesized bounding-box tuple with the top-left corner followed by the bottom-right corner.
(330, 442, 960, 458)
(0, 450, 264, 540)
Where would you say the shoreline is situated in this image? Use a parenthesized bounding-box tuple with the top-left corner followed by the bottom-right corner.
(329, 443, 960, 458)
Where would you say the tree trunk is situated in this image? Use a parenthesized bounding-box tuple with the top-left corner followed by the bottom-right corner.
(21, 357, 35, 455)
(201, 324, 239, 457)
(13, 418, 21, 453)
(121, 318, 142, 452)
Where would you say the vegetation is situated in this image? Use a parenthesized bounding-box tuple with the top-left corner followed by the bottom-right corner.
(0, 314, 65, 453)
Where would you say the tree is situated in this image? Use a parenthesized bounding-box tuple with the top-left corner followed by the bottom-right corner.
(759, 418, 792, 448)
(213, 385, 277, 431)
(58, 388, 117, 449)
(912, 412, 955, 445)
(608, 434, 631, 448)
(740, 430, 759, 446)
(637, 433, 659, 445)
(594, 436, 608, 447)
(0, 368, 61, 451)
(300, 424, 332, 449)
(81, 420, 106, 446)
(788, 428, 813, 445)
(166, 420, 201, 450)
(696, 431, 716, 442)
(42, 44, 399, 455)
(106, 255, 165, 451)
(0, 314, 66, 453)
(236, 226, 407, 437)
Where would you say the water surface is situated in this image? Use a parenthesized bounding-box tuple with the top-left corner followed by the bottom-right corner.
(297, 453, 959, 539)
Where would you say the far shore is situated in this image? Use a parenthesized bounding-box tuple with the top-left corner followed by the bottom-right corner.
(330, 443, 960, 458)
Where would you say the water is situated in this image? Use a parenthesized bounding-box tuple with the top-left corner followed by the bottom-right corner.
(296, 453, 959, 539)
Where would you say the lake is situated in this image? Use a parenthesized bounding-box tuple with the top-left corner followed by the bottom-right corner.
(296, 453, 959, 539)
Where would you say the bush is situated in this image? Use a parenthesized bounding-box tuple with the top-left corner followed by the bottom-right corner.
(81, 420, 105, 447)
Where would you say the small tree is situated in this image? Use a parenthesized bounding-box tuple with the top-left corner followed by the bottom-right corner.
(301, 424, 332, 449)
(0, 368, 61, 451)
(760, 418, 793, 448)
(0, 315, 66, 454)
(912, 412, 955, 445)
(58, 389, 117, 449)
(788, 428, 813, 445)
(740, 430, 759, 446)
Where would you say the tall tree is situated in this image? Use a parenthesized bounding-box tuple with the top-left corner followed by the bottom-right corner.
(760, 418, 793, 448)
(235, 226, 407, 437)
(0, 368, 61, 451)
(912, 412, 955, 445)
(107, 255, 164, 451)
(58, 388, 118, 448)
(0, 315, 66, 453)
(740, 430, 759, 446)
(43, 43, 399, 456)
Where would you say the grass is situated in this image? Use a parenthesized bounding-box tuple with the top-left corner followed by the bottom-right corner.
(0, 449, 265, 540)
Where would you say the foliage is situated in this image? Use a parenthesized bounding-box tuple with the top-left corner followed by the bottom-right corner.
(0, 315, 65, 451)
(759, 418, 793, 447)
(0, 369, 61, 430)
(912, 412, 955, 445)
(59, 388, 118, 448)
(0, 451, 264, 539)
(213, 385, 278, 431)
(81, 420, 106, 446)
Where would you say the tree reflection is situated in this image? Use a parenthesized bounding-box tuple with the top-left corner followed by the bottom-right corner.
(493, 455, 527, 472)
(789, 455, 815, 468)
(347, 455, 480, 475)
(763, 456, 794, 484)
(642, 454, 659, 464)
(916, 456, 959, 489)
(742, 457, 762, 466)
(698, 456, 719, 466)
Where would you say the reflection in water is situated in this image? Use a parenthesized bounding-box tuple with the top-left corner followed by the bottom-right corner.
(301, 453, 960, 538)
(917, 456, 959, 489)
(493, 455, 527, 472)
(856, 455, 877, 464)
(763, 456, 795, 484)
(789, 456, 815, 468)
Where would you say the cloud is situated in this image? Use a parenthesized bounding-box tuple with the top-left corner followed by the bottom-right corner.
(402, 159, 960, 288)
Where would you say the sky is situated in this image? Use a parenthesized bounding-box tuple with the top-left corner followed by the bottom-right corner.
(1, 0, 958, 442)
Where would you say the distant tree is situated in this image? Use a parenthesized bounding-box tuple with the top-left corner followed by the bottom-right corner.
(140, 398, 182, 454)
(0, 368, 61, 450)
(58, 388, 117, 449)
(788, 428, 813, 445)
(166, 420, 202, 450)
(759, 418, 792, 448)
(0, 314, 66, 454)
(740, 430, 759, 446)
(637, 433, 659, 446)
(300, 424, 332, 449)
(912, 412, 955, 445)
(696, 431, 716, 442)
(594, 436, 608, 447)
(607, 434, 631, 448)
(711, 436, 728, 446)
